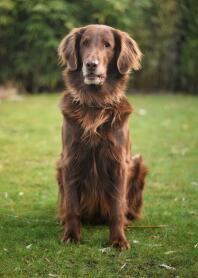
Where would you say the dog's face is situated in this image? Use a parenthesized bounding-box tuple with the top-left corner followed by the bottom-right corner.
(80, 26, 115, 85)
(58, 25, 142, 87)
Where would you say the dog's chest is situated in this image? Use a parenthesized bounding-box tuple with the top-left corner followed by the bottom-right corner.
(78, 107, 114, 143)
(79, 146, 112, 218)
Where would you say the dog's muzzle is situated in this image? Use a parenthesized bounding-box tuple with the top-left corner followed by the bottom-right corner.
(84, 73, 105, 85)
(83, 59, 105, 85)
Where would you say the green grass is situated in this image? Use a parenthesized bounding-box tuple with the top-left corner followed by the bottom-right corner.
(0, 93, 197, 277)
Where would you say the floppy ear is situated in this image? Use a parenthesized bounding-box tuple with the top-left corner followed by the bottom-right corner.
(115, 31, 142, 74)
(58, 27, 84, 71)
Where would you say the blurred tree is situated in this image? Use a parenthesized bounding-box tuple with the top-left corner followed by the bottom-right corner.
(0, 0, 197, 93)
(0, 0, 80, 92)
(178, 0, 198, 92)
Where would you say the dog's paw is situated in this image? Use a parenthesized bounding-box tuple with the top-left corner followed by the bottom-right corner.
(61, 231, 80, 244)
(110, 237, 130, 250)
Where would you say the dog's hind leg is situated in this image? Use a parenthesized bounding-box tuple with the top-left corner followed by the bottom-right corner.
(127, 154, 148, 220)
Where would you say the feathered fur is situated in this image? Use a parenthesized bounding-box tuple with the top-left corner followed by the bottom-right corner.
(56, 25, 147, 249)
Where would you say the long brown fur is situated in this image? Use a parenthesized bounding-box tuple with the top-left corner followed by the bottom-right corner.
(56, 25, 147, 249)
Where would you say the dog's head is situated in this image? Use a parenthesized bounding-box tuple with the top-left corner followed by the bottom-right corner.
(58, 25, 142, 87)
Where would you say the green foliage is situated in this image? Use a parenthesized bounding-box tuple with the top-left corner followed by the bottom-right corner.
(0, 0, 197, 92)
(0, 0, 79, 92)
(179, 0, 198, 92)
(0, 94, 198, 276)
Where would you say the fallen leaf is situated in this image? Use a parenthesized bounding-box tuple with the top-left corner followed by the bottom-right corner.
(159, 264, 176, 270)
(26, 244, 32, 249)
(194, 243, 198, 248)
(191, 181, 198, 186)
(48, 274, 59, 277)
(99, 247, 111, 253)
(45, 257, 51, 263)
(164, 251, 176, 255)
(3, 248, 8, 252)
(132, 240, 140, 244)
(19, 192, 24, 196)
(120, 263, 126, 270)
(171, 147, 189, 156)
(138, 108, 147, 116)
(147, 244, 161, 247)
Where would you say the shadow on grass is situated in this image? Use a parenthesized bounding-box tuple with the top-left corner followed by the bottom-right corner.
(1, 206, 112, 248)
(1, 200, 159, 250)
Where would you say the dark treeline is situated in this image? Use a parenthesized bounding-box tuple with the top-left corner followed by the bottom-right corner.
(0, 0, 197, 93)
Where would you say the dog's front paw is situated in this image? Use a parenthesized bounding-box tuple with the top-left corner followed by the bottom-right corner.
(110, 236, 130, 250)
(61, 230, 80, 244)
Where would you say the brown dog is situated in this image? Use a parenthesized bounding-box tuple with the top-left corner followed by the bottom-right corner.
(57, 25, 147, 250)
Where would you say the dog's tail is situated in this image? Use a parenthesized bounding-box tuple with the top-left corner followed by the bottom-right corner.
(127, 154, 148, 220)
(56, 158, 66, 224)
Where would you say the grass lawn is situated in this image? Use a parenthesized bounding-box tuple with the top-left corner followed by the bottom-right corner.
(0, 93, 197, 277)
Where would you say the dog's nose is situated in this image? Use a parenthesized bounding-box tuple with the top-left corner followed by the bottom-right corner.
(86, 60, 98, 71)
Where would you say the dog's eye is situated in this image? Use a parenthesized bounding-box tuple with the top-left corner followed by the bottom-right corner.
(104, 42, 111, 48)
(82, 39, 89, 47)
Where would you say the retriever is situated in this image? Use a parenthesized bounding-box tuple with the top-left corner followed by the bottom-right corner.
(57, 24, 147, 250)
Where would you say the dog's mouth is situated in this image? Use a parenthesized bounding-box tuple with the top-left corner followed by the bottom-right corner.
(84, 73, 105, 85)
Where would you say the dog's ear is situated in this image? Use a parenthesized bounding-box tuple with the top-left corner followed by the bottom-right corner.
(58, 27, 85, 71)
(114, 30, 142, 74)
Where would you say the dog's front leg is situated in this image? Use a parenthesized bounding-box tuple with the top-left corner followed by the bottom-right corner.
(108, 169, 130, 250)
(61, 171, 81, 243)
(109, 196, 130, 250)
